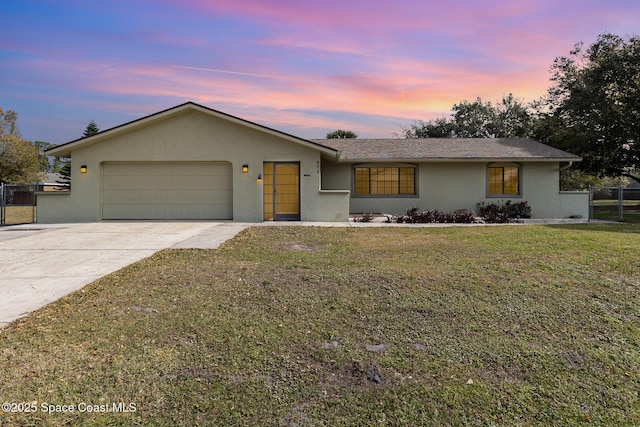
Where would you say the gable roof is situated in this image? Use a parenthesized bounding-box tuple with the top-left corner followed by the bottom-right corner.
(45, 103, 579, 164)
(45, 102, 339, 158)
(313, 138, 581, 163)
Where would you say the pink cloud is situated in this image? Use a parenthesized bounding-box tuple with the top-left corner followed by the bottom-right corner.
(7, 0, 640, 145)
(162, 0, 574, 110)
(171, 0, 437, 31)
(18, 39, 555, 141)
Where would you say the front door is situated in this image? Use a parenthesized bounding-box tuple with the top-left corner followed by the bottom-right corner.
(263, 162, 300, 221)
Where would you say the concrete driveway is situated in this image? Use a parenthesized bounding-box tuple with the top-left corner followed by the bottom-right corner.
(0, 222, 250, 327)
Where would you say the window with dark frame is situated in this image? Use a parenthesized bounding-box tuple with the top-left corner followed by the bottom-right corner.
(354, 166, 416, 196)
(488, 165, 519, 195)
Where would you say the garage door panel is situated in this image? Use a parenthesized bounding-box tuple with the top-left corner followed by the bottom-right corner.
(103, 189, 233, 205)
(104, 175, 231, 190)
(103, 204, 232, 220)
(102, 162, 232, 220)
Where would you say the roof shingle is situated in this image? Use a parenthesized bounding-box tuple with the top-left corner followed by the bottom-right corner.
(312, 138, 580, 162)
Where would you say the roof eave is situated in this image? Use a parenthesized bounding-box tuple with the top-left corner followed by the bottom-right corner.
(337, 157, 582, 163)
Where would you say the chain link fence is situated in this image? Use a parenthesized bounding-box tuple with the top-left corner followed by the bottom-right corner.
(0, 183, 37, 225)
(590, 186, 640, 222)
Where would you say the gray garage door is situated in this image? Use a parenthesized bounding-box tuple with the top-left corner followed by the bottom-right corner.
(102, 162, 232, 220)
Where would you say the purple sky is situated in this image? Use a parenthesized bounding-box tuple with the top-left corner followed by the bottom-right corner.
(2, 0, 639, 145)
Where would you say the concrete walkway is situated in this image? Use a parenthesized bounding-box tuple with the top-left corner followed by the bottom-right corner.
(0, 222, 250, 327)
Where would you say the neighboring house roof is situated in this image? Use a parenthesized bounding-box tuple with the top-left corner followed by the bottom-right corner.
(313, 138, 582, 163)
(45, 102, 339, 159)
(37, 173, 68, 186)
(46, 172, 63, 183)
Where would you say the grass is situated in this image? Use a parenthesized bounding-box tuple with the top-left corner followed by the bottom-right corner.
(1, 223, 639, 425)
(1, 205, 36, 225)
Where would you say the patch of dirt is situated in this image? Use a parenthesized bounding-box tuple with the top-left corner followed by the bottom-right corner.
(159, 368, 218, 382)
(320, 360, 387, 388)
(365, 343, 388, 352)
(282, 242, 315, 252)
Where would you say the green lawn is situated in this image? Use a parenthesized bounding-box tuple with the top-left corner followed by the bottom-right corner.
(1, 224, 639, 425)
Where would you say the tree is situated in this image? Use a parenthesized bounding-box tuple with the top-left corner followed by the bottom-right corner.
(401, 117, 456, 138)
(401, 94, 533, 139)
(83, 119, 100, 137)
(560, 169, 628, 191)
(451, 97, 499, 137)
(326, 129, 358, 139)
(0, 108, 42, 184)
(32, 140, 62, 173)
(56, 161, 71, 188)
(490, 93, 533, 138)
(537, 33, 640, 184)
(0, 109, 20, 137)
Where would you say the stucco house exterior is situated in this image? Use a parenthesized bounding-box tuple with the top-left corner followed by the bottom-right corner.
(38, 102, 588, 223)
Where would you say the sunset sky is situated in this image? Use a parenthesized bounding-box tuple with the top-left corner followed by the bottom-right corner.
(2, 0, 639, 145)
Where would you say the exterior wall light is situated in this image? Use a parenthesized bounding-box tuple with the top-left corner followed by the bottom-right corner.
(242, 164, 249, 173)
(80, 165, 88, 173)
(257, 174, 262, 182)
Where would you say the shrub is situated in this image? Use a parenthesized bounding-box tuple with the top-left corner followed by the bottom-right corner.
(450, 210, 477, 223)
(477, 202, 510, 223)
(394, 207, 477, 224)
(477, 200, 531, 223)
(506, 200, 532, 219)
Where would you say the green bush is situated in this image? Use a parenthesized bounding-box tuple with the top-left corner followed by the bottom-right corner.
(394, 207, 476, 224)
(477, 200, 531, 223)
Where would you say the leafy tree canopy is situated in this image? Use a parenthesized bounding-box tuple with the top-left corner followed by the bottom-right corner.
(0, 108, 21, 138)
(326, 129, 358, 139)
(32, 140, 63, 173)
(0, 108, 42, 184)
(560, 169, 628, 191)
(402, 94, 533, 139)
(536, 33, 640, 183)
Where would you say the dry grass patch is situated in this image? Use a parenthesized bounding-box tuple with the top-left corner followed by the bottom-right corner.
(1, 205, 36, 225)
(1, 224, 639, 425)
